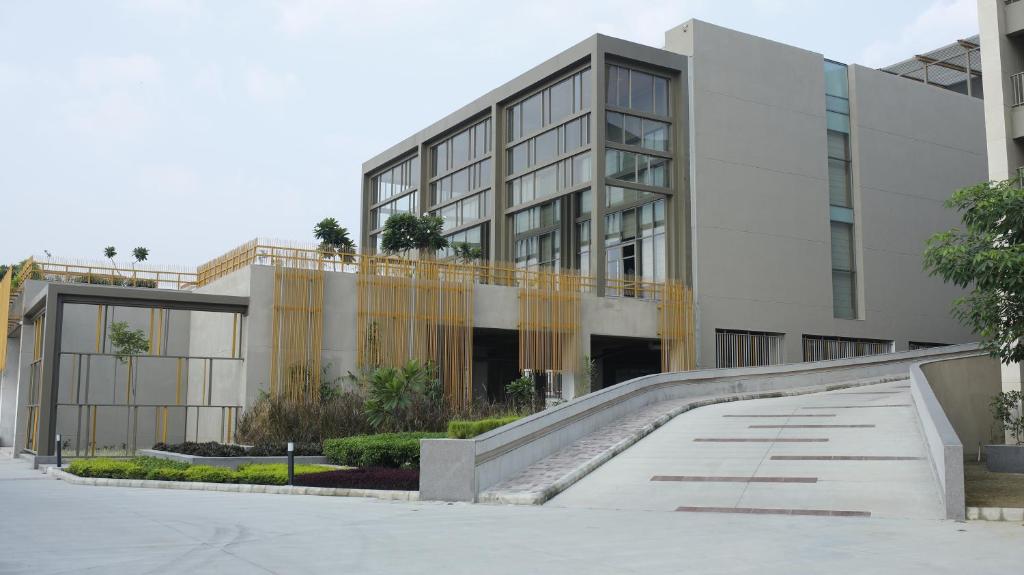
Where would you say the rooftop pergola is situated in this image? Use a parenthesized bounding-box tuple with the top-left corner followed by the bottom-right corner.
(879, 35, 982, 98)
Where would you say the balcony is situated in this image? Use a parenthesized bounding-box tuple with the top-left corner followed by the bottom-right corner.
(1011, 72, 1024, 139)
(1007, 0, 1024, 37)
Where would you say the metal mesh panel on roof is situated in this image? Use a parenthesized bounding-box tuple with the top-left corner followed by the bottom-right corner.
(878, 35, 981, 98)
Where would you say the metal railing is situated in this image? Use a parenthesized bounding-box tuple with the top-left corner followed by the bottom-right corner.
(1012, 71, 1024, 107)
(197, 238, 674, 301)
(13, 257, 198, 294)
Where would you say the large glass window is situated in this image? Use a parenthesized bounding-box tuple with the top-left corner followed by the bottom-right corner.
(508, 151, 591, 207)
(430, 190, 490, 232)
(605, 194, 666, 296)
(511, 199, 562, 270)
(431, 118, 491, 177)
(605, 149, 668, 187)
(438, 224, 487, 261)
(606, 65, 669, 117)
(430, 158, 491, 205)
(606, 112, 669, 152)
(827, 130, 851, 208)
(507, 68, 591, 142)
(506, 115, 590, 177)
(372, 191, 418, 230)
(371, 155, 420, 204)
(831, 221, 855, 319)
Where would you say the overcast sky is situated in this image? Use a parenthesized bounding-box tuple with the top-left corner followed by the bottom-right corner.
(0, 0, 979, 268)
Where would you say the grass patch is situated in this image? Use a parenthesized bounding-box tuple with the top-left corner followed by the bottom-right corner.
(965, 461, 1024, 508)
(66, 457, 332, 485)
(447, 416, 520, 439)
(323, 432, 444, 468)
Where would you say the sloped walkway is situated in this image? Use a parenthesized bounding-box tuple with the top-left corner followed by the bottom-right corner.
(546, 379, 943, 519)
(479, 375, 904, 505)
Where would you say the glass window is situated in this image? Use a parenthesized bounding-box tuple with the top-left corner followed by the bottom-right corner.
(509, 142, 528, 176)
(831, 221, 854, 272)
(606, 112, 623, 145)
(828, 158, 851, 208)
(577, 189, 592, 216)
(373, 156, 419, 204)
(564, 117, 583, 152)
(630, 71, 655, 113)
(521, 93, 543, 137)
(643, 119, 669, 151)
(580, 68, 591, 110)
(654, 77, 669, 116)
(624, 115, 642, 146)
(572, 152, 592, 186)
(534, 129, 558, 165)
(824, 61, 849, 99)
(507, 104, 520, 142)
(451, 130, 470, 167)
(577, 220, 591, 276)
(433, 142, 447, 177)
(549, 77, 573, 125)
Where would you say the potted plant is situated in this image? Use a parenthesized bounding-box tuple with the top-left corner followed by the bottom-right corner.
(984, 390, 1024, 473)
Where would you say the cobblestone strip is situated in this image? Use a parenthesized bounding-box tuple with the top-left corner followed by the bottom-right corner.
(45, 468, 419, 501)
(479, 376, 907, 505)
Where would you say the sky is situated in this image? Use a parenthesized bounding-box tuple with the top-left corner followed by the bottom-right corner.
(0, 0, 979, 269)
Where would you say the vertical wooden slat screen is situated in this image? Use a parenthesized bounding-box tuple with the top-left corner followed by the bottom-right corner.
(269, 261, 325, 402)
(658, 281, 696, 373)
(518, 270, 582, 379)
(356, 257, 474, 409)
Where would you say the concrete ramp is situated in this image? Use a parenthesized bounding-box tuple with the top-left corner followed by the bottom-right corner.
(546, 380, 944, 519)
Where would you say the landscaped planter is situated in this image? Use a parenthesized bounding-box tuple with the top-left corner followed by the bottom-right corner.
(983, 445, 1024, 473)
(138, 449, 330, 470)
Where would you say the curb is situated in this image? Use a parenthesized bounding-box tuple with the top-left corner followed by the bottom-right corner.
(967, 506, 1024, 522)
(479, 375, 907, 505)
(46, 468, 419, 501)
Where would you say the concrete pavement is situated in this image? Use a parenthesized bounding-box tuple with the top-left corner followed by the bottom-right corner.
(1, 454, 1023, 573)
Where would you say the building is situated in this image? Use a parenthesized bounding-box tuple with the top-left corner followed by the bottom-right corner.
(976, 0, 1024, 393)
(361, 19, 985, 371)
(1, 20, 987, 460)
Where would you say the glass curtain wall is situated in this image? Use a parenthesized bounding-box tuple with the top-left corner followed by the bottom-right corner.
(369, 155, 420, 252)
(504, 67, 592, 272)
(429, 118, 493, 258)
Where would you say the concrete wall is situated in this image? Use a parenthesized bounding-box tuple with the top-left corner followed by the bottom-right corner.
(909, 360, 967, 520)
(421, 343, 979, 502)
(664, 20, 982, 367)
(920, 354, 1004, 455)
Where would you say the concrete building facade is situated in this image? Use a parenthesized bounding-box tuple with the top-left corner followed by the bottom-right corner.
(361, 20, 985, 370)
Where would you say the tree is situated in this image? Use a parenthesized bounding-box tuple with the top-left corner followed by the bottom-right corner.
(103, 246, 117, 267)
(313, 217, 356, 268)
(109, 321, 149, 364)
(380, 213, 448, 256)
(132, 247, 149, 264)
(451, 242, 483, 264)
(924, 178, 1024, 364)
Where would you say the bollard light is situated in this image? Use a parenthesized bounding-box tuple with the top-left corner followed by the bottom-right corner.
(287, 442, 295, 486)
(55, 434, 62, 469)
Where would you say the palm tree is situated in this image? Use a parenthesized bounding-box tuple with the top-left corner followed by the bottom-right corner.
(313, 217, 357, 270)
(131, 247, 149, 286)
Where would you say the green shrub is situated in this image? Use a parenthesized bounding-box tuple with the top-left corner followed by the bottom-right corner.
(323, 432, 444, 468)
(236, 463, 334, 485)
(183, 465, 236, 483)
(447, 416, 520, 439)
(67, 458, 145, 479)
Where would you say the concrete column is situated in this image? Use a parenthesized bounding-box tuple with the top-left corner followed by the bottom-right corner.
(591, 47, 608, 296)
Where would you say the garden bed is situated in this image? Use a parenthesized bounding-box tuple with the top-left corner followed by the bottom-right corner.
(67, 457, 334, 485)
(296, 467, 420, 491)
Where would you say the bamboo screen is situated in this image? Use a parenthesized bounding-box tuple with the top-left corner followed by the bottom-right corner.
(658, 281, 696, 372)
(356, 257, 475, 409)
(0, 269, 10, 371)
(518, 270, 582, 376)
(269, 263, 325, 402)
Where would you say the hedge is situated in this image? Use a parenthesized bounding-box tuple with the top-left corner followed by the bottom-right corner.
(66, 457, 331, 485)
(447, 416, 520, 439)
(322, 432, 444, 468)
(152, 441, 322, 457)
(295, 467, 419, 491)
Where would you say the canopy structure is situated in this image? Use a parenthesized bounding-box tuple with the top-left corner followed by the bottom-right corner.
(879, 35, 982, 98)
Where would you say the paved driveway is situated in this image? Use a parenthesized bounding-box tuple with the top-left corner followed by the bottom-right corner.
(548, 380, 945, 519)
